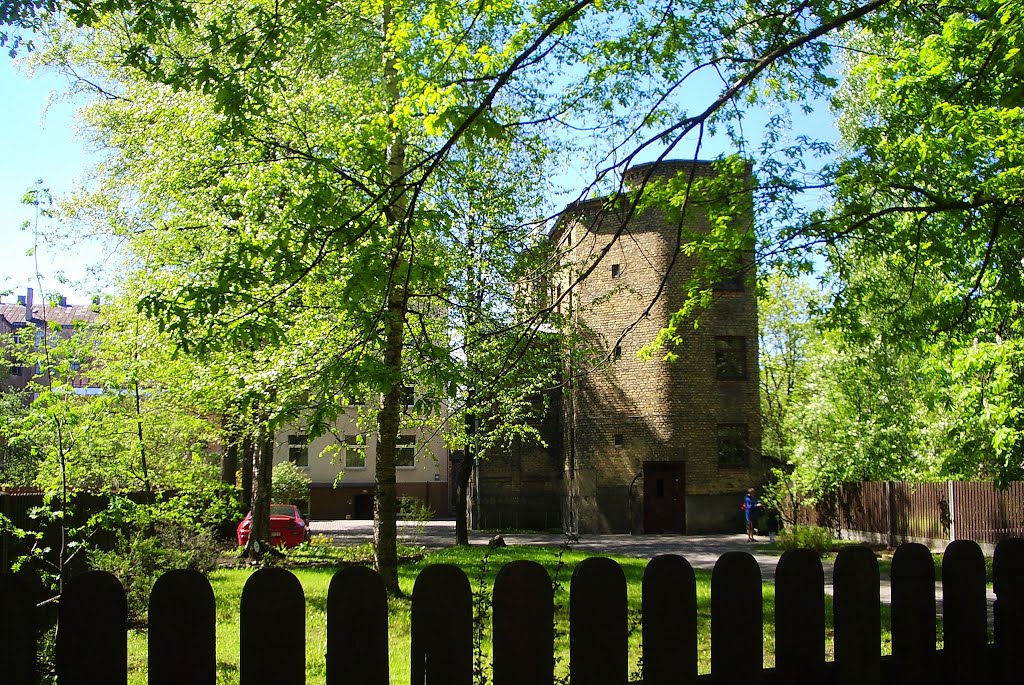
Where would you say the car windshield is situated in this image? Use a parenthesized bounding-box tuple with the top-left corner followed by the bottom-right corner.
(270, 505, 295, 517)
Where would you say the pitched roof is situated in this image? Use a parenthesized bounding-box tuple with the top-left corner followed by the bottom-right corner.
(0, 302, 99, 328)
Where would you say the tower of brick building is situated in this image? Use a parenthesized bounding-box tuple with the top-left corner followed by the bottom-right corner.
(476, 160, 762, 534)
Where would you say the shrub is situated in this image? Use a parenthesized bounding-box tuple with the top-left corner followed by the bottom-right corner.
(88, 520, 220, 624)
(272, 461, 312, 505)
(775, 525, 834, 556)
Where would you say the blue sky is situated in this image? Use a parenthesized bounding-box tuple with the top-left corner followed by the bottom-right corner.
(1, 49, 839, 309)
(1, 57, 102, 305)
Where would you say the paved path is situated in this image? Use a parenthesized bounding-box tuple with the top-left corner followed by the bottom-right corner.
(310, 519, 995, 616)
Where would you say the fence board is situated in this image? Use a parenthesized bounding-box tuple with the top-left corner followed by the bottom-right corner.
(711, 551, 761, 685)
(411, 563, 472, 685)
(0, 573, 34, 685)
(993, 538, 1024, 685)
(570, 557, 627, 685)
(833, 546, 880, 685)
(642, 554, 697, 685)
(889, 543, 936, 685)
(149, 569, 216, 685)
(943, 539, 989, 683)
(774, 549, 824, 685)
(493, 560, 553, 685)
(240, 567, 305, 685)
(57, 570, 127, 685)
(327, 565, 389, 685)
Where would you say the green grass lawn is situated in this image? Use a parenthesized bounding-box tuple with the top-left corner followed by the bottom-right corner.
(126, 544, 885, 685)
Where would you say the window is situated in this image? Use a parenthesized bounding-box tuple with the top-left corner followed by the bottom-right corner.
(714, 252, 745, 291)
(611, 263, 621, 278)
(614, 433, 625, 447)
(715, 337, 747, 380)
(396, 435, 416, 468)
(717, 424, 749, 468)
(344, 435, 366, 468)
(612, 345, 622, 361)
(402, 385, 415, 408)
(10, 365, 21, 377)
(288, 434, 309, 467)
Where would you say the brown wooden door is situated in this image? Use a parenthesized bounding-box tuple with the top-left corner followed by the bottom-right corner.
(643, 461, 686, 533)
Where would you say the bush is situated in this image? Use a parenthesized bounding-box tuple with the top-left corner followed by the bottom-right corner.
(775, 525, 834, 556)
(272, 461, 312, 505)
(88, 520, 220, 624)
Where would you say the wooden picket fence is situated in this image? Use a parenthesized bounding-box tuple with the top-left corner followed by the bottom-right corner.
(1, 539, 1023, 684)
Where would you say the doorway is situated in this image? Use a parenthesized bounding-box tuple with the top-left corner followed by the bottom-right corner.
(643, 461, 686, 533)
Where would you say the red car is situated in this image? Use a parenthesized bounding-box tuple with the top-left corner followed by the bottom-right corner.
(237, 504, 311, 548)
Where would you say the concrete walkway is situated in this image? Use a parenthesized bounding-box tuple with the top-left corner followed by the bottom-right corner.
(310, 519, 995, 616)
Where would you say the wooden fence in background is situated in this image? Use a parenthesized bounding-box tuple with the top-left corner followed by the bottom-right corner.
(799, 481, 1024, 546)
(1, 538, 1023, 684)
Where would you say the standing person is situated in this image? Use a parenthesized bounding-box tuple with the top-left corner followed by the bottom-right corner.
(766, 509, 779, 544)
(743, 487, 762, 541)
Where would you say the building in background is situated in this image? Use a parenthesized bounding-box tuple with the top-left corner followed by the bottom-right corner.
(476, 160, 763, 534)
(1, 288, 99, 395)
(271, 388, 449, 520)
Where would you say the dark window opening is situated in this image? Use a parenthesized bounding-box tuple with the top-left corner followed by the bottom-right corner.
(715, 336, 747, 380)
(396, 435, 416, 467)
(288, 434, 309, 467)
(714, 252, 746, 291)
(613, 345, 622, 360)
(611, 263, 621, 278)
(717, 424, 749, 468)
(402, 385, 415, 407)
(614, 433, 624, 447)
(344, 435, 366, 468)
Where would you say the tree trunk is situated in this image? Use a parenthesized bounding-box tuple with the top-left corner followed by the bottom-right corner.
(374, 296, 405, 594)
(220, 432, 239, 486)
(244, 426, 273, 558)
(372, 0, 408, 595)
(454, 450, 475, 545)
(240, 435, 254, 514)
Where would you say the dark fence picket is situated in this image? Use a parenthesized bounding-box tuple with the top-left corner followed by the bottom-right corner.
(411, 563, 472, 685)
(642, 554, 697, 685)
(942, 539, 989, 683)
(570, 557, 627, 685)
(492, 560, 553, 685)
(0, 573, 35, 685)
(889, 543, 937, 685)
(833, 546, 880, 685)
(774, 549, 825, 685)
(327, 565, 389, 685)
(240, 567, 305, 685)
(711, 552, 761, 685)
(993, 538, 1024, 685)
(57, 570, 128, 685)
(149, 569, 216, 685)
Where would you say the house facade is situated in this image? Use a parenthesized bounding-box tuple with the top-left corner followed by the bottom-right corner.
(476, 160, 763, 534)
(271, 393, 450, 519)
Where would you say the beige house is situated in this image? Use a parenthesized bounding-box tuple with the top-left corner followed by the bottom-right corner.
(273, 393, 449, 519)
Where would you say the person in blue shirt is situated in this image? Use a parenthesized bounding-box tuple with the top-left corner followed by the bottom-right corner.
(743, 487, 762, 541)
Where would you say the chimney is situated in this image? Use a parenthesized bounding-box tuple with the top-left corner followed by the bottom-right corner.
(25, 288, 33, 309)
(17, 296, 25, 306)
(58, 296, 67, 307)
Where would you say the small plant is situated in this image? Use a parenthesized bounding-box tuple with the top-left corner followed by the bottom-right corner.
(775, 525, 834, 556)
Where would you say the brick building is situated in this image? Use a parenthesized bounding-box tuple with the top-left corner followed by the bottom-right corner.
(1, 288, 99, 394)
(476, 160, 763, 533)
